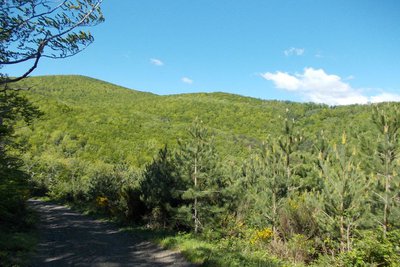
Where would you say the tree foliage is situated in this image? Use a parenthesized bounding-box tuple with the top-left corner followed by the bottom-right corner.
(372, 105, 400, 236)
(316, 133, 370, 253)
(140, 145, 182, 227)
(175, 119, 224, 233)
(0, 0, 104, 83)
(239, 140, 287, 238)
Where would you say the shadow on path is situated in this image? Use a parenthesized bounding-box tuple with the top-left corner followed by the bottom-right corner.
(28, 199, 194, 267)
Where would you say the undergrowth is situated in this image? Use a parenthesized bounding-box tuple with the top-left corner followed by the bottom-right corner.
(0, 207, 38, 267)
(121, 227, 287, 267)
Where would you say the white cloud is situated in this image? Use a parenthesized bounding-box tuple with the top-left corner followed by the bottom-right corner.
(150, 58, 164, 66)
(181, 77, 193, 84)
(261, 67, 400, 105)
(261, 72, 300, 91)
(370, 93, 400, 103)
(284, 47, 305, 56)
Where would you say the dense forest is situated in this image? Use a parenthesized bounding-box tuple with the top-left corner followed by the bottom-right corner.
(4, 75, 400, 266)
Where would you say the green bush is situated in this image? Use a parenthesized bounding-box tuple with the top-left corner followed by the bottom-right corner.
(88, 168, 122, 213)
(120, 185, 146, 223)
(340, 229, 400, 267)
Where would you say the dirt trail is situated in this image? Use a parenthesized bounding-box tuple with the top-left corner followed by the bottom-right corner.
(28, 199, 194, 267)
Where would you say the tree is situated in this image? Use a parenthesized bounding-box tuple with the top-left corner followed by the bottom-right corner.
(140, 145, 182, 227)
(176, 118, 223, 233)
(316, 133, 370, 253)
(1, 0, 104, 84)
(278, 109, 305, 193)
(0, 89, 40, 153)
(372, 104, 400, 236)
(240, 139, 287, 240)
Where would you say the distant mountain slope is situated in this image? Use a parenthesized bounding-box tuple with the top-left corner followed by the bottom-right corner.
(16, 75, 375, 168)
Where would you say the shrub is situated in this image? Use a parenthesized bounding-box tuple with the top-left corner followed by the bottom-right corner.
(88, 169, 121, 203)
(250, 227, 274, 245)
(340, 229, 400, 267)
(120, 185, 146, 223)
(278, 193, 319, 241)
(286, 234, 316, 264)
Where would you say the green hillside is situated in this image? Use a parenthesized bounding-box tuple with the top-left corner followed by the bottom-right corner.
(17, 75, 372, 167)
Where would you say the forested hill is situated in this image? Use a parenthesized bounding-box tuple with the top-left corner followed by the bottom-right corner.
(17, 75, 374, 168)
(12, 75, 400, 265)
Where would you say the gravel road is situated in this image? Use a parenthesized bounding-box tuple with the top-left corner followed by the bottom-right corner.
(28, 199, 194, 267)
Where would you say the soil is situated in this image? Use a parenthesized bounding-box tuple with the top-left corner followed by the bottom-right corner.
(28, 199, 195, 267)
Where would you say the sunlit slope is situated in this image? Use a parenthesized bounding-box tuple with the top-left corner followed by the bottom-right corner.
(17, 75, 374, 167)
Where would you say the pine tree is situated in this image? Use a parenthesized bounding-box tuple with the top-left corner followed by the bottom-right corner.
(140, 145, 181, 227)
(241, 139, 287, 239)
(175, 118, 222, 233)
(278, 109, 304, 194)
(372, 105, 400, 236)
(317, 132, 370, 253)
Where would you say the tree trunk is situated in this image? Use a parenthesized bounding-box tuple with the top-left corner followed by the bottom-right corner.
(272, 191, 278, 241)
(383, 174, 390, 237)
(194, 157, 199, 234)
(383, 150, 390, 237)
(346, 223, 352, 252)
(339, 211, 346, 253)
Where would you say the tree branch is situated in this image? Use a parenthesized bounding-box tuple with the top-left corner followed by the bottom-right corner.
(0, 54, 37, 65)
(0, 42, 45, 85)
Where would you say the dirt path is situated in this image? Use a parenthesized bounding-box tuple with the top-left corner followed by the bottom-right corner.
(28, 199, 194, 267)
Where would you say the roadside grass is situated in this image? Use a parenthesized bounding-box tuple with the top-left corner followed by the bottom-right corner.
(121, 227, 287, 267)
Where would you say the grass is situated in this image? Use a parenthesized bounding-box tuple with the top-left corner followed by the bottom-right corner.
(158, 233, 286, 267)
(121, 226, 287, 267)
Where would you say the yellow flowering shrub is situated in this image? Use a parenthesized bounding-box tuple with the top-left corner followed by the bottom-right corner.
(96, 196, 108, 207)
(250, 227, 273, 244)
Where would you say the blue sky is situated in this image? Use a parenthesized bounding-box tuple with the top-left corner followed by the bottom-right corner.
(5, 0, 400, 105)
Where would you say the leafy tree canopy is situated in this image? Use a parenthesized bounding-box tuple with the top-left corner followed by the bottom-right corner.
(0, 0, 104, 84)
